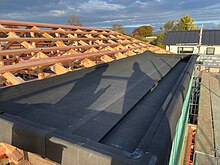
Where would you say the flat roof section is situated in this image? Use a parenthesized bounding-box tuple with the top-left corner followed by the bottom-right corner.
(0, 52, 196, 165)
(194, 72, 220, 164)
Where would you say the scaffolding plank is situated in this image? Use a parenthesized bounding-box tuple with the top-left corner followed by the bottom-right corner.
(195, 72, 215, 156)
(209, 73, 220, 152)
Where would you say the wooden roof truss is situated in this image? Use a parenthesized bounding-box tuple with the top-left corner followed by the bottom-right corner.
(0, 20, 171, 87)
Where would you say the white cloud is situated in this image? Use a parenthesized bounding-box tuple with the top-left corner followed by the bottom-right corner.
(103, 19, 124, 23)
(49, 10, 66, 16)
(67, 6, 81, 13)
(1, 11, 46, 20)
(79, 0, 126, 11)
(135, 1, 148, 6)
(4, 12, 28, 19)
(195, 20, 220, 25)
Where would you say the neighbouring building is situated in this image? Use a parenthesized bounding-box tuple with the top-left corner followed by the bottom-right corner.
(163, 30, 220, 55)
(145, 36, 157, 42)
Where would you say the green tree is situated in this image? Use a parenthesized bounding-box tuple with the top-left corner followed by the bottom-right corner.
(160, 19, 180, 32)
(129, 34, 148, 42)
(178, 14, 196, 30)
(132, 26, 153, 37)
(151, 14, 197, 48)
(160, 14, 197, 32)
(150, 32, 166, 49)
(112, 24, 125, 34)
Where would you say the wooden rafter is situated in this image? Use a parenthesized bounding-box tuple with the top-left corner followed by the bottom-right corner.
(0, 20, 172, 88)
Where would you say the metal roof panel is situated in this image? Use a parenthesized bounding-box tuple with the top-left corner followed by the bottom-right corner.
(163, 30, 220, 45)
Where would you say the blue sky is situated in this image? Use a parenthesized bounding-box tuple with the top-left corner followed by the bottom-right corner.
(0, 0, 220, 32)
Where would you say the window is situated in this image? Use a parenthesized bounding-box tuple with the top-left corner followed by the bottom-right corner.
(178, 47, 194, 54)
(206, 47, 215, 55)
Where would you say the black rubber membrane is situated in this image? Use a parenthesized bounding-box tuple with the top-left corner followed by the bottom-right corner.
(0, 51, 197, 165)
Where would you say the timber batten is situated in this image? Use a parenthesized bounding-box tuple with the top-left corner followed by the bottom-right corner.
(0, 20, 171, 87)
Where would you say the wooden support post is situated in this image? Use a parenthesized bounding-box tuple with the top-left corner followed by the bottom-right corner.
(86, 47, 99, 53)
(18, 160, 32, 165)
(124, 39, 130, 43)
(0, 56, 3, 66)
(32, 42, 36, 48)
(42, 33, 53, 38)
(127, 44, 135, 48)
(95, 40, 103, 44)
(133, 43, 141, 48)
(105, 46, 115, 51)
(0, 158, 12, 164)
(67, 61, 73, 71)
(0, 143, 23, 164)
(79, 40, 89, 46)
(85, 34, 93, 45)
(90, 30, 97, 33)
(0, 25, 25, 50)
(67, 33, 78, 47)
(36, 27, 78, 56)
(118, 39, 125, 43)
(21, 41, 34, 49)
(67, 34, 76, 38)
(16, 148, 56, 165)
(115, 45, 125, 50)
(107, 40, 117, 44)
(99, 34, 106, 38)
(136, 48, 144, 53)
(55, 32, 60, 38)
(55, 41, 66, 47)
(0, 19, 170, 87)
(33, 26, 67, 48)
(8, 32, 34, 49)
(81, 58, 96, 67)
(69, 49, 79, 54)
(125, 50, 136, 56)
(101, 55, 114, 62)
(138, 42, 146, 46)
(2, 72, 25, 85)
(30, 51, 48, 60)
(37, 67, 44, 80)
(115, 53, 127, 60)
(38, 52, 49, 58)
(50, 63, 69, 75)
(30, 31, 35, 38)
(0, 146, 6, 158)
(110, 35, 117, 38)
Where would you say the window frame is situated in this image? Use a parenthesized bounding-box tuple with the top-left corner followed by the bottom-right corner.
(177, 47, 194, 54)
(206, 47, 215, 55)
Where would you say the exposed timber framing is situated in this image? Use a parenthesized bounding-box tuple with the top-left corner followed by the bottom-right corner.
(0, 20, 172, 87)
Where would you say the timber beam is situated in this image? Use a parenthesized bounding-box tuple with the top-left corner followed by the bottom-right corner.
(0, 20, 172, 87)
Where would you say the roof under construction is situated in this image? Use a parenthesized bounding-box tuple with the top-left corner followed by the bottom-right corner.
(0, 20, 196, 165)
(0, 20, 171, 88)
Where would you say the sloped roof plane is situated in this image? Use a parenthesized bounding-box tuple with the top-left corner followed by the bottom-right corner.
(163, 30, 220, 45)
(0, 20, 172, 88)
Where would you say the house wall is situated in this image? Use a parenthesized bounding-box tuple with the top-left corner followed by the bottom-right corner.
(167, 45, 198, 54)
(200, 45, 220, 55)
(166, 45, 220, 55)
